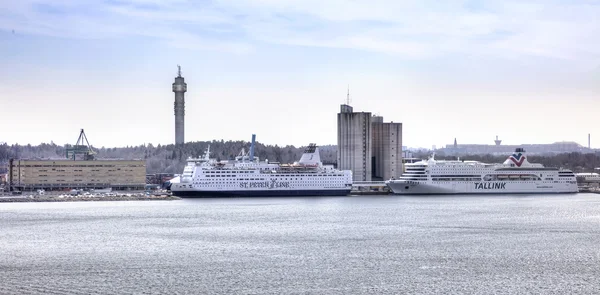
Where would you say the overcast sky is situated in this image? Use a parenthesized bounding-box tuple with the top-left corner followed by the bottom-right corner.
(1, 0, 598, 149)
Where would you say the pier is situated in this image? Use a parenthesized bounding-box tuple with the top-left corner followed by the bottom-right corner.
(351, 181, 390, 195)
(0, 191, 179, 203)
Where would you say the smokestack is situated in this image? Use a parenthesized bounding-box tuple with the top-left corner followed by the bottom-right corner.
(249, 134, 256, 162)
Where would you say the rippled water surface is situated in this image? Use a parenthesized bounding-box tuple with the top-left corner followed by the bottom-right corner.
(2, 194, 600, 294)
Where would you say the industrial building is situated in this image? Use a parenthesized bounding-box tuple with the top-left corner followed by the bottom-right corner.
(173, 65, 187, 145)
(0, 163, 7, 185)
(371, 116, 403, 181)
(337, 101, 403, 182)
(6, 129, 146, 192)
(337, 104, 372, 181)
(8, 159, 146, 192)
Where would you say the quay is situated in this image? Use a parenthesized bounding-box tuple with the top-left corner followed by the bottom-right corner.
(578, 186, 600, 194)
(0, 191, 179, 203)
(351, 181, 390, 195)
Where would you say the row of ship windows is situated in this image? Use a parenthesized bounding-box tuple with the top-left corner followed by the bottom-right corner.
(407, 168, 576, 176)
(428, 179, 554, 182)
(26, 180, 123, 183)
(197, 177, 342, 181)
(200, 172, 345, 177)
(15, 165, 142, 168)
(46, 179, 115, 182)
(20, 169, 132, 172)
(402, 174, 574, 178)
(403, 178, 566, 181)
(203, 170, 253, 173)
(201, 175, 345, 178)
(430, 178, 482, 181)
(200, 174, 341, 180)
(425, 181, 577, 184)
(402, 178, 574, 183)
(407, 170, 545, 173)
(401, 176, 568, 181)
(407, 168, 488, 170)
(192, 182, 346, 185)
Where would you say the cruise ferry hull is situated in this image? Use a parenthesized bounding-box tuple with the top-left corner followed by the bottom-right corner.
(169, 140, 354, 198)
(387, 181, 578, 195)
(173, 189, 351, 197)
(385, 148, 578, 195)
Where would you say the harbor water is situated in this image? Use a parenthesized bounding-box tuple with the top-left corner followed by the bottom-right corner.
(1, 194, 600, 294)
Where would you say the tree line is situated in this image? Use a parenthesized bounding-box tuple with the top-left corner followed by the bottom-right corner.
(0, 141, 337, 174)
(1, 142, 599, 174)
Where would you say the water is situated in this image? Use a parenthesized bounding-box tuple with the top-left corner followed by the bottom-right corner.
(1, 194, 600, 294)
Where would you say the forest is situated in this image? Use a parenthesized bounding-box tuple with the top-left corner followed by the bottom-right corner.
(0, 141, 337, 174)
(1, 142, 599, 174)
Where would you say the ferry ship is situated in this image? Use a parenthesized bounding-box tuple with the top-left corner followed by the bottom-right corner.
(385, 148, 578, 195)
(170, 136, 353, 197)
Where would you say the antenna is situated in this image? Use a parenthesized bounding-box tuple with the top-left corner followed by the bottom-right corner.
(346, 85, 351, 105)
(177, 65, 181, 77)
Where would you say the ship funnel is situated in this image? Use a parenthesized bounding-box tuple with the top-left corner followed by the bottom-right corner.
(503, 147, 531, 167)
(298, 143, 321, 165)
(249, 134, 256, 162)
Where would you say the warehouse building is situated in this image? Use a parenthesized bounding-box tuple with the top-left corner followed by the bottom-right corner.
(8, 159, 146, 192)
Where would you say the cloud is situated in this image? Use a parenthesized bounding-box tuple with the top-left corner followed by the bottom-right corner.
(0, 0, 253, 54)
(1, 0, 599, 64)
(221, 0, 600, 64)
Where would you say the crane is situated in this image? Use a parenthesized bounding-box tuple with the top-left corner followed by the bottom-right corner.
(66, 129, 97, 160)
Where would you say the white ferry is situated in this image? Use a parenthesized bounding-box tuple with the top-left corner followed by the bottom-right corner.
(170, 138, 353, 197)
(576, 173, 600, 182)
(385, 148, 578, 195)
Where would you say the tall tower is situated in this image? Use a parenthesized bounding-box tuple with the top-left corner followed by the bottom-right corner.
(371, 117, 402, 181)
(172, 65, 187, 145)
(338, 102, 372, 182)
(494, 135, 502, 146)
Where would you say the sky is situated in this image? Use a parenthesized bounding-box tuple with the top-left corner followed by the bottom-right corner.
(0, 0, 599, 149)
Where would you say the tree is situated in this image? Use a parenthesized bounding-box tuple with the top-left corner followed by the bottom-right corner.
(3, 140, 598, 174)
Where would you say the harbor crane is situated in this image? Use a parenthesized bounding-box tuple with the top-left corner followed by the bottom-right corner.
(66, 129, 97, 160)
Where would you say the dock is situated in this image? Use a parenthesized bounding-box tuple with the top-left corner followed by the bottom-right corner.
(351, 181, 390, 195)
(0, 191, 180, 203)
(578, 186, 600, 194)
